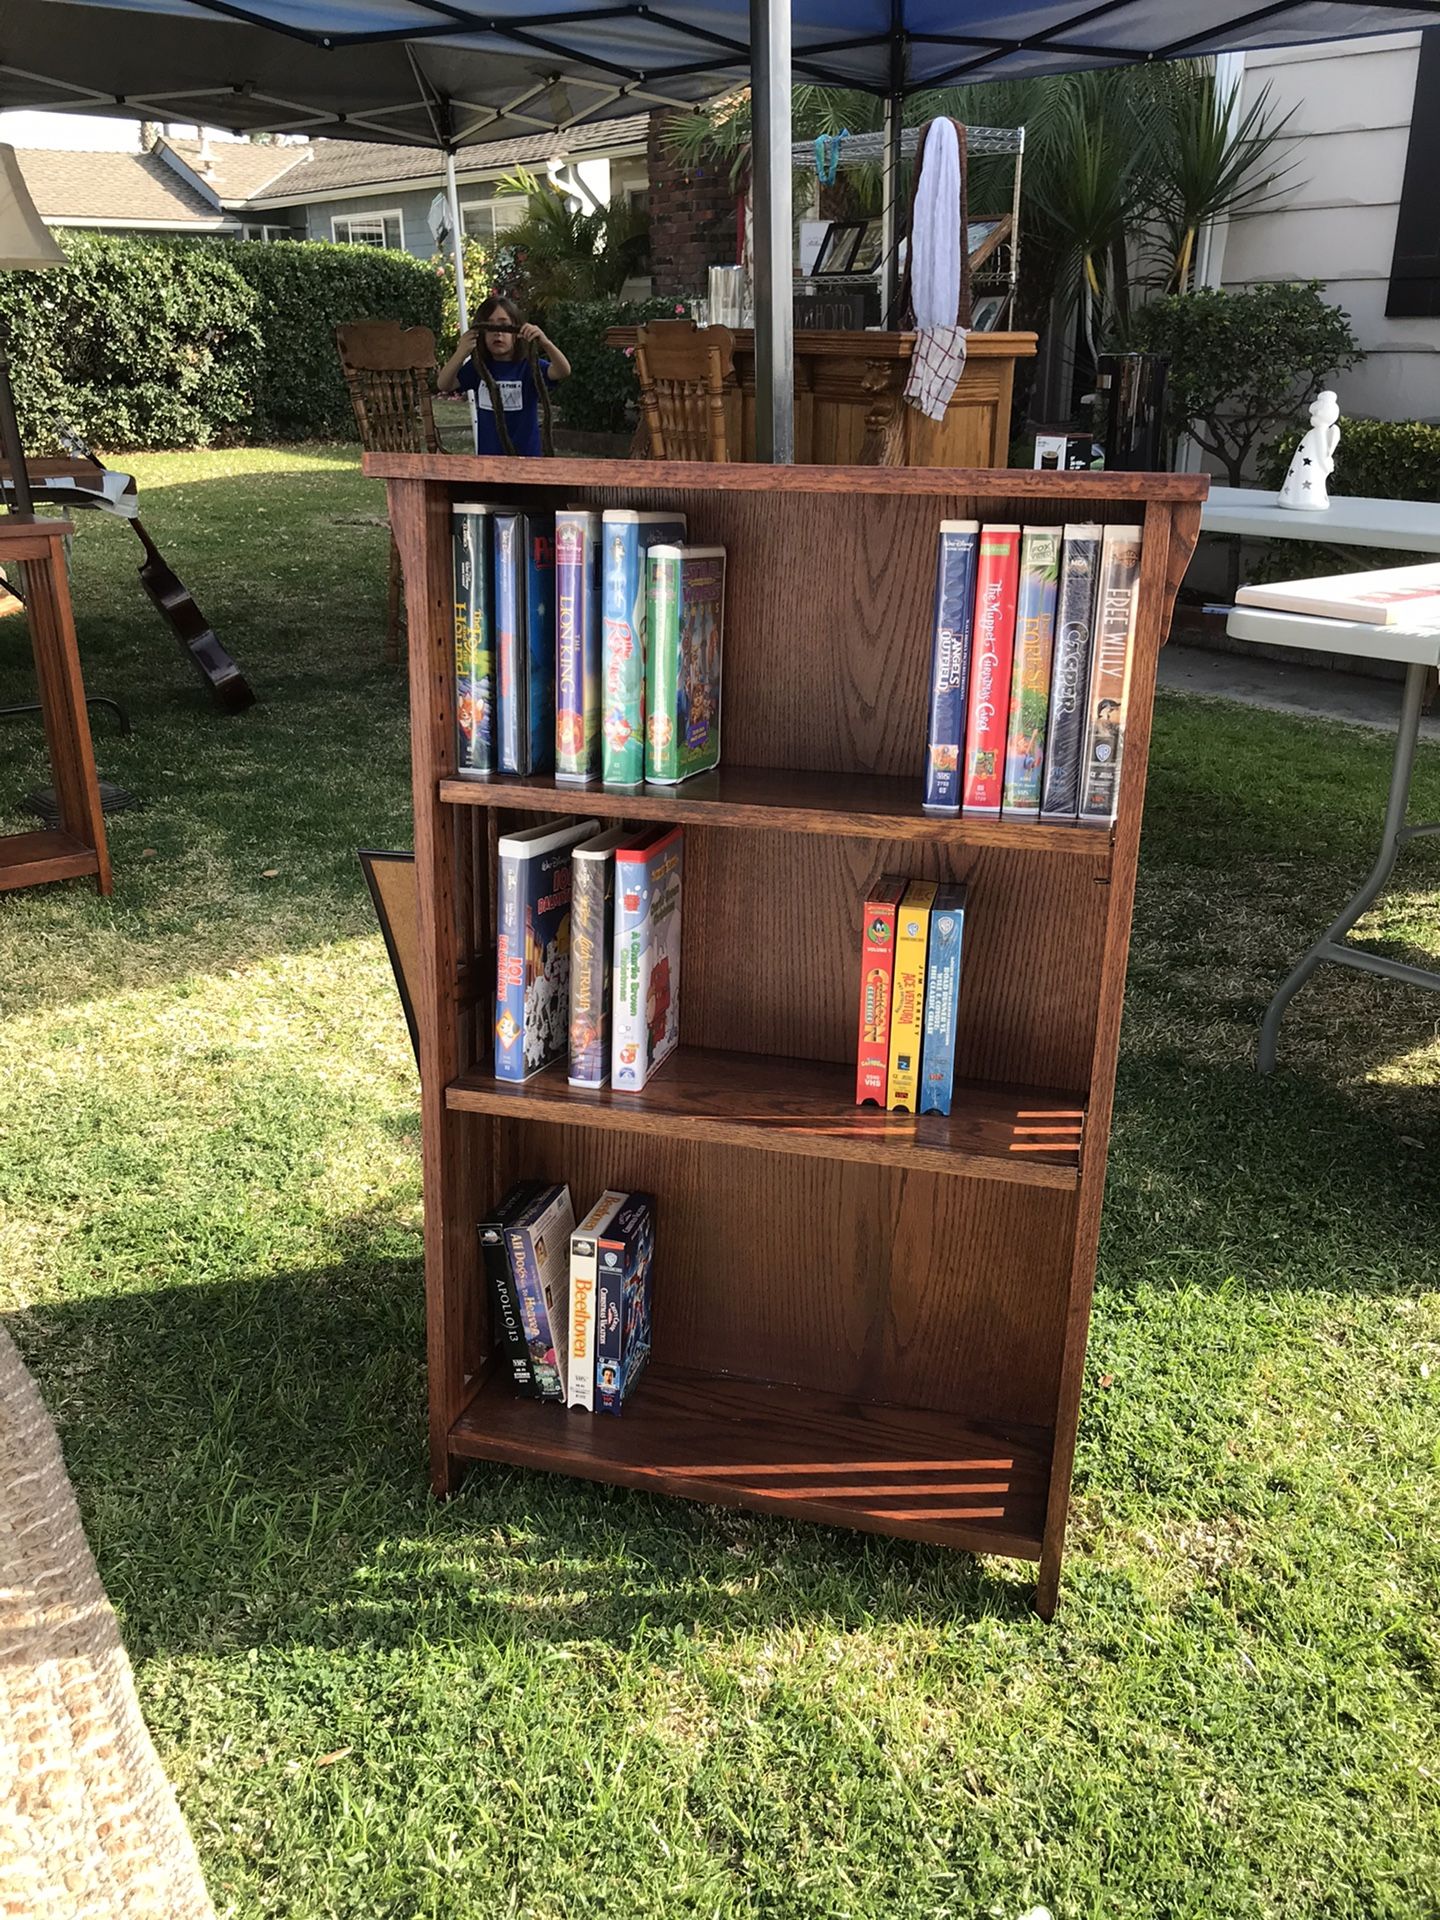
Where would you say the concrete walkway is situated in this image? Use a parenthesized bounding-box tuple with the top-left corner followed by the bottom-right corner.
(1157, 643, 1440, 741)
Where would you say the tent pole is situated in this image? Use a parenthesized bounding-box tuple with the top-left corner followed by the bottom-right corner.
(445, 148, 469, 334)
(880, 91, 902, 324)
(749, 0, 793, 463)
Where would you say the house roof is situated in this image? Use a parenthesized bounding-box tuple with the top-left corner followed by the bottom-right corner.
(162, 136, 310, 201)
(14, 146, 235, 227)
(244, 112, 650, 206)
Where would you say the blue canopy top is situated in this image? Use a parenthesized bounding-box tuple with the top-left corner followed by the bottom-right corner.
(5, 0, 1438, 146)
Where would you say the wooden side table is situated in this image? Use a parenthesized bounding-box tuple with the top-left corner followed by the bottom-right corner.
(0, 517, 111, 895)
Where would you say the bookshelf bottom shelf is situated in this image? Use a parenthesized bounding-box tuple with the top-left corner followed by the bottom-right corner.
(450, 1364, 1052, 1562)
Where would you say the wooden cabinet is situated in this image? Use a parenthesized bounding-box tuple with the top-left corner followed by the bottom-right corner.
(371, 452, 1203, 1618)
(605, 328, 1037, 466)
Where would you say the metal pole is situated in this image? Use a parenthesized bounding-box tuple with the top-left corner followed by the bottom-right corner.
(1179, 51, 1245, 472)
(1257, 660, 1440, 1072)
(880, 91, 903, 326)
(444, 148, 469, 334)
(749, 0, 794, 463)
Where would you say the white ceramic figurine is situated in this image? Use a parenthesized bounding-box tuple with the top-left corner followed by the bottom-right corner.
(1277, 389, 1340, 510)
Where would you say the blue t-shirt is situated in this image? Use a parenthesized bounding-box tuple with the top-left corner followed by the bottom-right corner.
(457, 352, 554, 457)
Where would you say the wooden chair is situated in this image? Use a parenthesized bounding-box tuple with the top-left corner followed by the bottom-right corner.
(334, 322, 441, 662)
(633, 320, 736, 461)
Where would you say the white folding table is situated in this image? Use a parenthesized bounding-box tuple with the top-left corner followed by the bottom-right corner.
(1200, 488, 1440, 1070)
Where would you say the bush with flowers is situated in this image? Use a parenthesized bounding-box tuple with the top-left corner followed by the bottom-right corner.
(543, 295, 692, 434)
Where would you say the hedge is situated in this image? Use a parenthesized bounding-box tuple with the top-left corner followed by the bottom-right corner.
(1259, 415, 1440, 501)
(0, 231, 445, 451)
(543, 295, 693, 435)
(1245, 418, 1440, 585)
(230, 239, 444, 441)
(0, 231, 262, 451)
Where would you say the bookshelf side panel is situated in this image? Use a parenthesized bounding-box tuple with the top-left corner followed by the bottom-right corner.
(392, 476, 494, 1491)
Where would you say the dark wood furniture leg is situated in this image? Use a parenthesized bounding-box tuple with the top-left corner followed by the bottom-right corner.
(0, 521, 111, 896)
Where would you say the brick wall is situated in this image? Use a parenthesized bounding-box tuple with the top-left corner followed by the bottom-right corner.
(646, 111, 739, 297)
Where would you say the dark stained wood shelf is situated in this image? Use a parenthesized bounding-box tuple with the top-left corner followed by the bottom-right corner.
(385, 455, 1207, 1617)
(366, 450, 1211, 507)
(451, 1363, 1052, 1562)
(440, 765, 1111, 854)
(447, 1047, 1084, 1187)
(0, 828, 101, 893)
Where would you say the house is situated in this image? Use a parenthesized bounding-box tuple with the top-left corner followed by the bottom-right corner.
(13, 116, 652, 260)
(1219, 28, 1440, 422)
(235, 115, 651, 259)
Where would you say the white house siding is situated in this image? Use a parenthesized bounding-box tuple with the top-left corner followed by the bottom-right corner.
(1220, 32, 1440, 423)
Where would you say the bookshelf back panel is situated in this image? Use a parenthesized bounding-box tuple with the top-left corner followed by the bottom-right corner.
(495, 483, 1148, 781)
(476, 813, 1109, 1098)
(488, 1119, 1075, 1429)
(680, 827, 1108, 1094)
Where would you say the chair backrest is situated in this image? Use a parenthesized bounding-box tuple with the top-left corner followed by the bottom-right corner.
(634, 320, 736, 461)
(334, 321, 441, 455)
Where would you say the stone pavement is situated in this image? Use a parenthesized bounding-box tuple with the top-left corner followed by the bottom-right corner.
(1158, 643, 1440, 741)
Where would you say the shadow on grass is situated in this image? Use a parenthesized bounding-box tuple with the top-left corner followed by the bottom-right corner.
(4, 1249, 1033, 1668)
(1102, 1044, 1440, 1299)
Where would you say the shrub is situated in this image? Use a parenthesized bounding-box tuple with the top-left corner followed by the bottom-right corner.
(543, 295, 692, 435)
(1258, 415, 1440, 500)
(1128, 282, 1363, 485)
(229, 240, 444, 441)
(431, 236, 531, 354)
(0, 231, 261, 451)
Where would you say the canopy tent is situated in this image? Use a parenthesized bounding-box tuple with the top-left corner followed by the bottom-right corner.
(6, 0, 1438, 452)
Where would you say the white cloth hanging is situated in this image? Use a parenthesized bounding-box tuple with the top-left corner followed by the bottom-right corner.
(904, 118, 968, 422)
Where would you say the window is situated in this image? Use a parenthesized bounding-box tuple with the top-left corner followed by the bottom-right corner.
(332, 210, 404, 249)
(240, 223, 294, 243)
(1387, 28, 1440, 318)
(461, 198, 527, 241)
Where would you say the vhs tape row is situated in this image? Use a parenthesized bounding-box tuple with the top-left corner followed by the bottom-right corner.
(454, 504, 725, 790)
(495, 814, 683, 1092)
(923, 521, 1143, 827)
(481, 1182, 656, 1411)
(855, 877, 969, 1115)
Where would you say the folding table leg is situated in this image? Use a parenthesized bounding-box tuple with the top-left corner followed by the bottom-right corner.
(1258, 659, 1440, 1072)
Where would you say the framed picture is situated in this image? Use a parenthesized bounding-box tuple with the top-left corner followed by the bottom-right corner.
(848, 220, 885, 274)
(358, 848, 420, 1066)
(970, 293, 1007, 331)
(812, 220, 866, 275)
(966, 213, 1013, 274)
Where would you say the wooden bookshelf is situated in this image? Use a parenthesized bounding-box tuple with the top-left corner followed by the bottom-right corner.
(373, 453, 1205, 1619)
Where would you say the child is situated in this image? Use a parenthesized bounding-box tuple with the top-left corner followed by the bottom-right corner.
(437, 294, 570, 457)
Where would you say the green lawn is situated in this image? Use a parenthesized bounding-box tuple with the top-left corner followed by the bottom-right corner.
(2, 447, 1438, 1920)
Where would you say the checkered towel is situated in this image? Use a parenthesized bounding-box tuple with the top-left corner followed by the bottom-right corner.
(905, 324, 968, 422)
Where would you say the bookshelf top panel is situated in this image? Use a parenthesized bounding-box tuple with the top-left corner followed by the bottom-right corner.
(365, 453, 1211, 506)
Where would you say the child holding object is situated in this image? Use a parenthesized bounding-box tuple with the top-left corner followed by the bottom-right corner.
(437, 293, 571, 457)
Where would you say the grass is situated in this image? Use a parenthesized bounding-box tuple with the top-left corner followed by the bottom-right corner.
(2, 445, 1439, 1920)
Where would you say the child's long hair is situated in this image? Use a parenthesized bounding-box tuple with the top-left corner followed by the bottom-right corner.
(473, 293, 554, 457)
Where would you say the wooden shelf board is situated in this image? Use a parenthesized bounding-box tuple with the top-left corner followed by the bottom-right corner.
(0, 829, 99, 892)
(367, 451, 1210, 506)
(440, 767, 1110, 854)
(446, 1046, 1084, 1187)
(451, 1363, 1051, 1562)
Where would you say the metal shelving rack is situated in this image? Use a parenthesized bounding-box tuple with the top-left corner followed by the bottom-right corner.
(791, 122, 1024, 328)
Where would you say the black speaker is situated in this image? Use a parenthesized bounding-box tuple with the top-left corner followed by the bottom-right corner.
(1097, 353, 1170, 471)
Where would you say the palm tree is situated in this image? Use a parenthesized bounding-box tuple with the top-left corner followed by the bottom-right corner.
(493, 169, 650, 306)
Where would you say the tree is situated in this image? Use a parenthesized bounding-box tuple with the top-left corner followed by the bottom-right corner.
(1130, 281, 1363, 486)
(491, 169, 649, 307)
